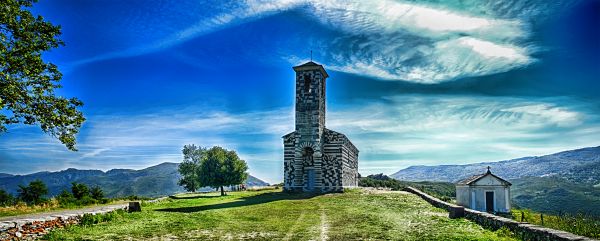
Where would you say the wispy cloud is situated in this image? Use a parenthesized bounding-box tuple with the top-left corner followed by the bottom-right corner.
(64, 0, 577, 83)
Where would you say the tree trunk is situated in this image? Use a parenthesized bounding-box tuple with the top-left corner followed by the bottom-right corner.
(220, 186, 225, 196)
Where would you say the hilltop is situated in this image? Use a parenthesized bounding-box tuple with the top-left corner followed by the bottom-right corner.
(44, 189, 516, 240)
(0, 162, 269, 198)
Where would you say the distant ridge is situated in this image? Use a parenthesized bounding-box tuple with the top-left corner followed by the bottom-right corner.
(0, 162, 270, 198)
(391, 146, 600, 184)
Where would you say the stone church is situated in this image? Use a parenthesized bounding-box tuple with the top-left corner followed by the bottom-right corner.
(283, 61, 359, 192)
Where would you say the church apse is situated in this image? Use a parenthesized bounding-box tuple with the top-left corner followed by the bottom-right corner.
(283, 61, 359, 192)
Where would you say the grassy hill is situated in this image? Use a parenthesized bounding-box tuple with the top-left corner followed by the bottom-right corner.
(44, 189, 516, 240)
(0, 163, 269, 198)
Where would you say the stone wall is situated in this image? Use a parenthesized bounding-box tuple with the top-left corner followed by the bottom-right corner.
(403, 186, 596, 241)
(0, 203, 128, 240)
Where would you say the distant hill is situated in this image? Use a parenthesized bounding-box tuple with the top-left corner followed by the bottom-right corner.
(0, 162, 269, 198)
(0, 173, 14, 178)
(390, 146, 600, 215)
(391, 146, 600, 184)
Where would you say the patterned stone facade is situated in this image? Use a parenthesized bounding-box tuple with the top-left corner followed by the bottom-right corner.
(283, 61, 359, 192)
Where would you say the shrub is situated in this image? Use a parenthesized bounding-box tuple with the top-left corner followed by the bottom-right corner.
(57, 189, 77, 207)
(78, 196, 97, 206)
(90, 186, 104, 200)
(0, 189, 14, 206)
(80, 210, 125, 226)
(71, 182, 89, 200)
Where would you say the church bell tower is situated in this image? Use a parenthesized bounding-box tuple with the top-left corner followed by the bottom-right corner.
(293, 61, 328, 141)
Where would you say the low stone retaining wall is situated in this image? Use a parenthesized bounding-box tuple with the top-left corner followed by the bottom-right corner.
(0, 204, 127, 240)
(403, 186, 596, 241)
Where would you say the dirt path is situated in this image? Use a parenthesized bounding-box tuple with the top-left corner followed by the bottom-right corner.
(320, 206, 328, 241)
(283, 212, 306, 241)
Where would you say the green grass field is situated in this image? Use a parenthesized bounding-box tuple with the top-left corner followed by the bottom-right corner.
(45, 189, 517, 240)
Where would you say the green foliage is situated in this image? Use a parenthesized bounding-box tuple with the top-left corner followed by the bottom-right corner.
(17, 179, 48, 205)
(178, 144, 204, 192)
(199, 146, 248, 196)
(71, 182, 89, 200)
(90, 186, 104, 200)
(511, 176, 600, 216)
(56, 188, 75, 206)
(0, 0, 85, 151)
(0, 189, 15, 206)
(512, 209, 600, 239)
(80, 209, 125, 227)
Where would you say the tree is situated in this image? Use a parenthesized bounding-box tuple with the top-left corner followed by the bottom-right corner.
(0, 189, 14, 206)
(177, 144, 204, 192)
(0, 0, 85, 151)
(198, 146, 248, 196)
(71, 182, 89, 200)
(89, 186, 103, 200)
(17, 179, 48, 205)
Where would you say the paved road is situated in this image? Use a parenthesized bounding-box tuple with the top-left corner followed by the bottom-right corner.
(0, 203, 128, 223)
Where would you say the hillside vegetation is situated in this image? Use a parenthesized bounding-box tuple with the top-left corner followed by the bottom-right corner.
(511, 176, 600, 216)
(0, 163, 269, 198)
(45, 189, 516, 240)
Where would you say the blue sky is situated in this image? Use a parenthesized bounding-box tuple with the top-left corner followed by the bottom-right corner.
(1, 0, 599, 184)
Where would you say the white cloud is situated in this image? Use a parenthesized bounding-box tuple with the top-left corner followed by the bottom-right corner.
(501, 104, 582, 127)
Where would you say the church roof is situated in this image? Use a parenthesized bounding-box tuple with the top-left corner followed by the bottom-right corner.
(456, 167, 511, 186)
(293, 61, 329, 78)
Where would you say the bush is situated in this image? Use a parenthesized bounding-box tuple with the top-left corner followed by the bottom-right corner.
(57, 189, 77, 207)
(0, 189, 15, 206)
(80, 209, 125, 227)
(90, 186, 104, 200)
(71, 182, 89, 200)
(78, 196, 97, 206)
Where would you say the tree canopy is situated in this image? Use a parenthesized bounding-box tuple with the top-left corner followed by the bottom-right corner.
(0, 0, 84, 151)
(199, 146, 248, 196)
(177, 145, 248, 196)
(17, 179, 48, 205)
(177, 144, 204, 192)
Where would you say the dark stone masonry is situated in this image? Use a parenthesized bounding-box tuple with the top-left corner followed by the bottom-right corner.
(283, 61, 359, 193)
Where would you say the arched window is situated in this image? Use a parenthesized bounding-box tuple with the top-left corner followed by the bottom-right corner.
(303, 74, 312, 93)
(302, 147, 314, 166)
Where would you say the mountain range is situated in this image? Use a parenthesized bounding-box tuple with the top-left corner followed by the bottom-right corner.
(0, 162, 269, 198)
(391, 146, 600, 215)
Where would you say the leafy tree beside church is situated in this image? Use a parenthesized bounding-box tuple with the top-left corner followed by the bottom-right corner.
(177, 145, 248, 196)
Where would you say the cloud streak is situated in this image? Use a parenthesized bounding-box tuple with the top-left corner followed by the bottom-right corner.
(63, 0, 576, 83)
